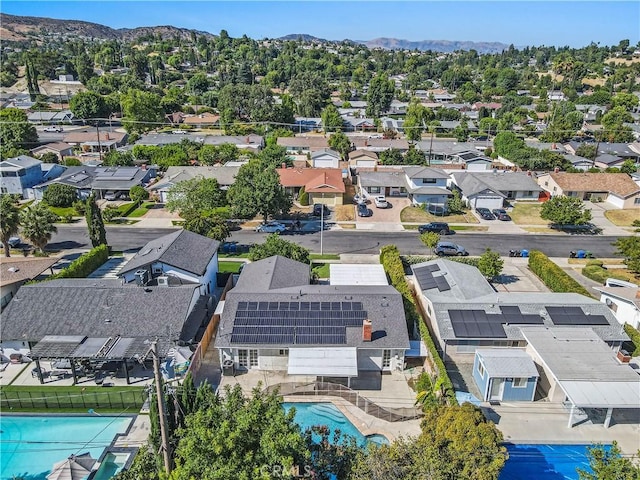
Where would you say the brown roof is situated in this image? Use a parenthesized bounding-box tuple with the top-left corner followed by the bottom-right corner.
(0, 256, 59, 287)
(31, 142, 73, 153)
(351, 137, 410, 150)
(277, 168, 345, 194)
(183, 113, 220, 125)
(348, 149, 378, 160)
(550, 172, 640, 198)
(277, 137, 329, 150)
(63, 131, 126, 144)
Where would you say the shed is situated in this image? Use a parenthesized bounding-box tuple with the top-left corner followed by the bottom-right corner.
(473, 349, 539, 402)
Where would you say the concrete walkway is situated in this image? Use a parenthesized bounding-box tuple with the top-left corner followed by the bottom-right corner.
(552, 257, 607, 297)
(583, 201, 632, 236)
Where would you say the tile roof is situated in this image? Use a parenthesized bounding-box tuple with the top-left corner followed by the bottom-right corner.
(0, 279, 203, 343)
(277, 136, 330, 149)
(348, 149, 378, 161)
(277, 168, 345, 193)
(31, 142, 73, 154)
(549, 172, 640, 198)
(119, 230, 220, 276)
(63, 130, 126, 144)
(0, 257, 59, 287)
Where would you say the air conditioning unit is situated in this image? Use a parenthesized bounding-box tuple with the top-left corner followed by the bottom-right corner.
(152, 266, 163, 275)
(134, 269, 148, 286)
(157, 276, 169, 287)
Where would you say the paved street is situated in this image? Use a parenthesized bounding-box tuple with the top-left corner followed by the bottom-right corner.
(49, 225, 626, 258)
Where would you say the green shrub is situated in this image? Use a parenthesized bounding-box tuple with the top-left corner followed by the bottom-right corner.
(582, 264, 630, 285)
(585, 259, 604, 267)
(623, 324, 640, 357)
(297, 186, 309, 206)
(528, 250, 593, 298)
(73, 200, 86, 216)
(49, 244, 109, 279)
(102, 206, 120, 222)
(380, 245, 457, 406)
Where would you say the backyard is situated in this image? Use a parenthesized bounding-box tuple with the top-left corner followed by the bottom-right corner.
(400, 206, 479, 224)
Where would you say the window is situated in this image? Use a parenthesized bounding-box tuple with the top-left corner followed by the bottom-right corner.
(477, 360, 485, 378)
(279, 349, 289, 356)
(382, 350, 391, 368)
(544, 181, 548, 187)
(526, 191, 533, 196)
(512, 378, 527, 388)
(553, 187, 557, 192)
(634, 198, 640, 205)
(421, 178, 437, 184)
(238, 349, 248, 367)
(369, 186, 381, 194)
(249, 349, 258, 367)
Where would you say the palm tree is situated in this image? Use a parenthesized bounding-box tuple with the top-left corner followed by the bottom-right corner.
(0, 196, 21, 257)
(20, 203, 58, 255)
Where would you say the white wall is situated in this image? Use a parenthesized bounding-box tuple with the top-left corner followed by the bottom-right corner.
(469, 195, 503, 210)
(258, 348, 289, 370)
(599, 293, 640, 329)
(606, 193, 626, 209)
(312, 156, 339, 168)
(357, 349, 382, 370)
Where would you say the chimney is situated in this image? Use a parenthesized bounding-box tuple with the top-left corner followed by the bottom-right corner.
(527, 170, 532, 176)
(617, 349, 631, 364)
(554, 167, 560, 173)
(281, 162, 286, 169)
(141, 163, 147, 171)
(362, 319, 372, 342)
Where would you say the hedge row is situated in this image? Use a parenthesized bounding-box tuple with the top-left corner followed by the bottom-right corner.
(582, 265, 630, 285)
(50, 244, 109, 279)
(623, 324, 640, 357)
(528, 250, 593, 298)
(380, 245, 457, 405)
(402, 255, 479, 268)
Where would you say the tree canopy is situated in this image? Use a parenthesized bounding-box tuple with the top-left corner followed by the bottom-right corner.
(166, 177, 226, 216)
(614, 236, 640, 277)
(42, 184, 77, 207)
(0, 108, 37, 157)
(248, 234, 310, 264)
(20, 203, 59, 254)
(577, 442, 640, 480)
(478, 248, 504, 281)
(540, 196, 592, 225)
(0, 196, 20, 257)
(85, 194, 107, 248)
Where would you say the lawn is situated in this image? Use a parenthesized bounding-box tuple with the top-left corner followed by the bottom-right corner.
(403, 224, 489, 232)
(128, 202, 156, 218)
(400, 206, 479, 224)
(335, 204, 355, 222)
(604, 209, 640, 227)
(312, 262, 330, 279)
(509, 203, 548, 225)
(310, 253, 340, 260)
(219, 261, 245, 273)
(48, 205, 78, 217)
(0, 385, 146, 413)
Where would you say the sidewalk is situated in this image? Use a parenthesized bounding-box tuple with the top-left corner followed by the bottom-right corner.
(551, 257, 606, 297)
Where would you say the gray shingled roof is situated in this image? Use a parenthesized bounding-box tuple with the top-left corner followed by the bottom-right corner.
(0, 155, 41, 170)
(0, 279, 203, 343)
(452, 172, 541, 196)
(403, 166, 450, 179)
(359, 171, 407, 188)
(150, 165, 241, 191)
(233, 255, 310, 291)
(215, 257, 409, 350)
(119, 230, 219, 276)
(476, 349, 539, 378)
(412, 259, 496, 302)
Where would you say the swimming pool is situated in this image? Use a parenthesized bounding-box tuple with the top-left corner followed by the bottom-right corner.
(0, 415, 133, 480)
(282, 402, 389, 447)
(500, 444, 601, 480)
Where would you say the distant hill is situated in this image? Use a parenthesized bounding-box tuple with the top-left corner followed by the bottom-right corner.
(0, 13, 508, 53)
(0, 13, 215, 43)
(360, 37, 510, 54)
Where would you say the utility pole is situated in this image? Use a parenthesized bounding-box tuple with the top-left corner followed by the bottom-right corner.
(320, 193, 324, 256)
(151, 340, 172, 475)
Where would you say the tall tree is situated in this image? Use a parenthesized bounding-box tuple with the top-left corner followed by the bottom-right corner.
(121, 90, 164, 134)
(85, 194, 107, 248)
(182, 211, 231, 242)
(321, 104, 344, 132)
(69, 91, 109, 122)
(577, 442, 640, 480)
(0, 196, 20, 257)
(166, 178, 226, 216)
(248, 234, 310, 264)
(614, 236, 640, 277)
(227, 159, 292, 223)
(42, 184, 77, 208)
(540, 196, 592, 226)
(328, 131, 352, 160)
(404, 99, 433, 142)
(20, 203, 59, 254)
(478, 248, 504, 281)
(420, 232, 440, 254)
(0, 108, 38, 156)
(366, 74, 395, 118)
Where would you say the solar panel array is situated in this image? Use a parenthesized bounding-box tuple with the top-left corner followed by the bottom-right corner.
(546, 306, 609, 326)
(414, 264, 451, 292)
(231, 301, 368, 345)
(448, 306, 544, 339)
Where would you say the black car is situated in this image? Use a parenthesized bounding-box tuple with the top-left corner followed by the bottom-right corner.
(312, 204, 329, 217)
(357, 203, 373, 217)
(476, 207, 496, 220)
(491, 208, 512, 221)
(418, 222, 452, 235)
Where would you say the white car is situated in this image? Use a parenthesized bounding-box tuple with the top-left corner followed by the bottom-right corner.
(43, 126, 63, 133)
(255, 221, 286, 233)
(374, 195, 388, 208)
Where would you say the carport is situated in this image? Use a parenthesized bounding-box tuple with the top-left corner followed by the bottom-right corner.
(521, 327, 640, 428)
(287, 347, 358, 386)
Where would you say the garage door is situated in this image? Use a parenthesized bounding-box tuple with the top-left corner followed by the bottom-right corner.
(314, 159, 339, 168)
(474, 196, 503, 210)
(356, 160, 376, 168)
(310, 194, 336, 206)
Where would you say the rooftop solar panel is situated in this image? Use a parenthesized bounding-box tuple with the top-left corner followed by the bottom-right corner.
(500, 306, 521, 315)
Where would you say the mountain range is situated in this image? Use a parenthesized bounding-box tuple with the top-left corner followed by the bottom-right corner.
(0, 13, 509, 53)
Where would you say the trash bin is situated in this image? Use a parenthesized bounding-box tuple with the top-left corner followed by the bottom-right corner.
(577, 249, 586, 258)
(521, 249, 529, 257)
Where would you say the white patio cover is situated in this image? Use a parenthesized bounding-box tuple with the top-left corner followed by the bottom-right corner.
(560, 380, 640, 409)
(288, 347, 358, 376)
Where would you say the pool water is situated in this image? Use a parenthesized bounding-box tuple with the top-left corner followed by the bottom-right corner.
(92, 452, 131, 480)
(282, 402, 388, 447)
(0, 415, 132, 480)
(500, 444, 602, 480)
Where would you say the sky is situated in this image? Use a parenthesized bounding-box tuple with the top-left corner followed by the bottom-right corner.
(1, 1, 639, 48)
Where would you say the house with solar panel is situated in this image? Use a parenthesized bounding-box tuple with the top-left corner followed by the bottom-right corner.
(118, 230, 220, 297)
(410, 259, 628, 360)
(214, 256, 410, 387)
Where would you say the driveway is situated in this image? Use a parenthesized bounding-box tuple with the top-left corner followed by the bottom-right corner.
(583, 201, 630, 236)
(355, 197, 412, 231)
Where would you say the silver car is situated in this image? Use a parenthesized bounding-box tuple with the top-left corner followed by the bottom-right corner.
(435, 242, 468, 256)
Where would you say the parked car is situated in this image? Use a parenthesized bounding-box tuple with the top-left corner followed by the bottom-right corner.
(104, 191, 117, 201)
(353, 193, 367, 204)
(7, 237, 20, 248)
(374, 195, 388, 208)
(255, 221, 286, 233)
(357, 203, 373, 217)
(550, 223, 601, 234)
(43, 126, 63, 132)
(492, 209, 512, 221)
(476, 207, 496, 220)
(435, 241, 468, 256)
(418, 222, 452, 235)
(312, 204, 329, 217)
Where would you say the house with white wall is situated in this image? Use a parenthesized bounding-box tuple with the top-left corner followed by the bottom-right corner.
(214, 256, 410, 387)
(311, 148, 342, 168)
(119, 230, 220, 297)
(595, 279, 640, 330)
(450, 171, 542, 209)
(0, 156, 44, 198)
(403, 166, 452, 207)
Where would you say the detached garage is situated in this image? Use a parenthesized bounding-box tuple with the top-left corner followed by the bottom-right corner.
(311, 149, 341, 169)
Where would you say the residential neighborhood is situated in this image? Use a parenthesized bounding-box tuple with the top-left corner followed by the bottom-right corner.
(1, 4, 640, 479)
